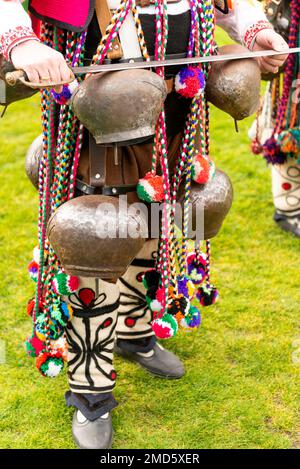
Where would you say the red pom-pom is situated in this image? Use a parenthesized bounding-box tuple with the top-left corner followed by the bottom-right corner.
(251, 139, 263, 155)
(25, 334, 45, 357)
(137, 172, 164, 203)
(191, 154, 215, 184)
(27, 298, 43, 317)
(152, 313, 178, 339)
(175, 66, 206, 99)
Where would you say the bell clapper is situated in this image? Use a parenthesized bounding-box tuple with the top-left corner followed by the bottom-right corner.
(114, 144, 119, 166)
(0, 105, 8, 118)
(234, 119, 239, 133)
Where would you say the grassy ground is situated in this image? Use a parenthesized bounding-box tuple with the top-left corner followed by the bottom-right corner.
(1, 31, 300, 449)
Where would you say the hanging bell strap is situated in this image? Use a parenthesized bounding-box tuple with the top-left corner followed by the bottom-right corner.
(95, 0, 123, 60)
(89, 133, 107, 188)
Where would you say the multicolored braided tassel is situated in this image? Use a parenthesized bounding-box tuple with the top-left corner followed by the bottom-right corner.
(256, 0, 300, 165)
(26, 0, 220, 378)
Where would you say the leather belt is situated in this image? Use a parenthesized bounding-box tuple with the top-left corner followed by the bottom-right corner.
(76, 179, 137, 196)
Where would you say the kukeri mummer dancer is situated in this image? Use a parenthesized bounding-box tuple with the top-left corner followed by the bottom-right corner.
(250, 0, 300, 237)
(0, 0, 287, 449)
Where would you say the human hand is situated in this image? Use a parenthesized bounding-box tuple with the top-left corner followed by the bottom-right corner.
(10, 39, 72, 91)
(252, 29, 289, 74)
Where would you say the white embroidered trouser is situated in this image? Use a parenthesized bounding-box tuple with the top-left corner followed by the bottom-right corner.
(65, 278, 120, 394)
(116, 239, 158, 341)
(272, 158, 300, 215)
(65, 240, 157, 393)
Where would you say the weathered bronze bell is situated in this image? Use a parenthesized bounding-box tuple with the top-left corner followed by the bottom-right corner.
(71, 69, 167, 145)
(0, 56, 37, 106)
(178, 169, 233, 240)
(205, 44, 261, 120)
(25, 134, 43, 189)
(47, 194, 148, 281)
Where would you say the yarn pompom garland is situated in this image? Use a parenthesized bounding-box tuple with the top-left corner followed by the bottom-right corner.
(187, 252, 207, 285)
(33, 245, 40, 264)
(50, 336, 68, 362)
(191, 154, 215, 185)
(51, 80, 79, 105)
(180, 305, 202, 329)
(196, 284, 219, 306)
(262, 137, 287, 165)
(35, 300, 73, 342)
(53, 272, 80, 296)
(143, 269, 161, 291)
(168, 293, 190, 324)
(277, 128, 300, 155)
(25, 334, 46, 357)
(146, 285, 164, 317)
(27, 297, 43, 317)
(251, 139, 263, 155)
(152, 313, 178, 339)
(177, 275, 196, 300)
(27, 298, 35, 317)
(50, 300, 73, 327)
(35, 315, 64, 342)
(28, 260, 39, 282)
(175, 66, 206, 99)
(36, 350, 64, 378)
(137, 172, 164, 203)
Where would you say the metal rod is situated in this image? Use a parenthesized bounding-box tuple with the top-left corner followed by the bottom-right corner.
(71, 47, 300, 75)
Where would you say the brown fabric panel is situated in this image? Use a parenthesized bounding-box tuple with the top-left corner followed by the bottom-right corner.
(77, 133, 182, 189)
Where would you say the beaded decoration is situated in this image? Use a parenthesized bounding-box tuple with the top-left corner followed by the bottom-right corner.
(26, 0, 219, 377)
(252, 0, 300, 165)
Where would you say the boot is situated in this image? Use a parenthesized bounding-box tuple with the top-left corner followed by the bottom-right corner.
(72, 410, 113, 449)
(115, 342, 185, 379)
(272, 160, 300, 237)
(274, 211, 300, 237)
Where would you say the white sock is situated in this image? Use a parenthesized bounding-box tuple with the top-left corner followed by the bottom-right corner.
(137, 343, 164, 358)
(77, 410, 109, 422)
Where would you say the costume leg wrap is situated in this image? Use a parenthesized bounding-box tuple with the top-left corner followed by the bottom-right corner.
(116, 239, 158, 340)
(64, 277, 120, 394)
(272, 158, 300, 216)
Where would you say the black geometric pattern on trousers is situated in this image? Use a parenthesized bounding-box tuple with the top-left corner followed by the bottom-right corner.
(68, 288, 120, 318)
(66, 314, 117, 388)
(118, 277, 153, 337)
(118, 277, 149, 319)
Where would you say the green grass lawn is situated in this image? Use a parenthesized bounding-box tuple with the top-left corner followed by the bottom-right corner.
(1, 33, 300, 449)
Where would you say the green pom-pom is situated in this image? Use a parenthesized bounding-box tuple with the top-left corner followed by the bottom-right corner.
(137, 173, 164, 203)
(53, 273, 79, 296)
(152, 313, 178, 339)
(36, 351, 64, 378)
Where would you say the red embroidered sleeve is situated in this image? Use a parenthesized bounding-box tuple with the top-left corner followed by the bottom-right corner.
(0, 25, 40, 61)
(243, 19, 273, 51)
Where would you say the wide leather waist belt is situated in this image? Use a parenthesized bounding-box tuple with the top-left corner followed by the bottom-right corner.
(76, 179, 137, 196)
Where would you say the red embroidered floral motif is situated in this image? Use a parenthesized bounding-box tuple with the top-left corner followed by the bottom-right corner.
(0, 25, 39, 61)
(243, 20, 273, 51)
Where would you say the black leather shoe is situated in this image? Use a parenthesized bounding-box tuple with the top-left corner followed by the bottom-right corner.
(274, 211, 300, 237)
(72, 410, 113, 449)
(115, 342, 185, 379)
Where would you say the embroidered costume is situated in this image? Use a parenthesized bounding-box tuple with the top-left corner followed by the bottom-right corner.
(250, 0, 300, 236)
(0, 0, 272, 448)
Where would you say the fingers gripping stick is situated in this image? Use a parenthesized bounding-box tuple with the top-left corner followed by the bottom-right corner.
(5, 69, 75, 89)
